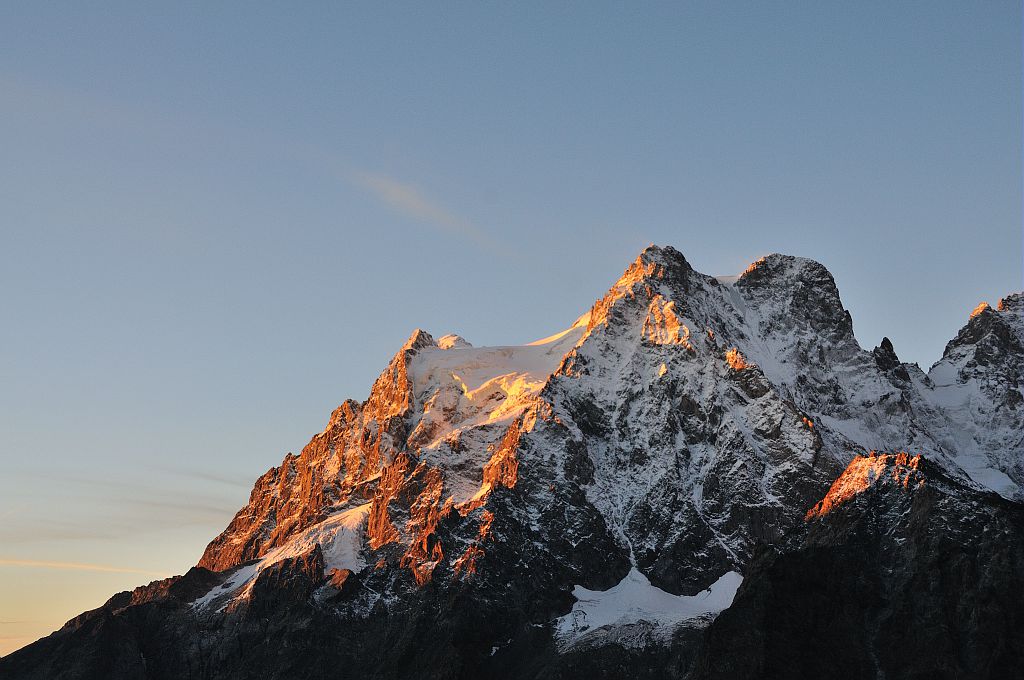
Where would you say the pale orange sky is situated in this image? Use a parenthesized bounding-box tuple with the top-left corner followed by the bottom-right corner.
(0, 521, 236, 656)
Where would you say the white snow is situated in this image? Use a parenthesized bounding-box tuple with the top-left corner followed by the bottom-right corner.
(916, 342, 1023, 499)
(191, 562, 260, 610)
(437, 334, 472, 350)
(261, 502, 371, 573)
(405, 322, 587, 503)
(409, 325, 585, 423)
(955, 456, 1017, 497)
(193, 503, 371, 611)
(555, 568, 742, 644)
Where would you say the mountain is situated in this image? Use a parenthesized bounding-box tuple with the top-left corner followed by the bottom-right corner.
(3, 246, 1022, 680)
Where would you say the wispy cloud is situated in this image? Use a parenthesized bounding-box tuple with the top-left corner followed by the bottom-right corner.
(0, 558, 166, 577)
(0, 521, 122, 544)
(0, 505, 233, 545)
(3, 468, 244, 545)
(350, 171, 495, 249)
(144, 464, 254, 488)
(0, 501, 237, 547)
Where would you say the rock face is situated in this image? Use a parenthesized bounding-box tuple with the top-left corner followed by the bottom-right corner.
(3, 246, 1022, 680)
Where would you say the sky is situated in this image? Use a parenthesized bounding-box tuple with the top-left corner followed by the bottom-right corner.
(0, 1, 1020, 656)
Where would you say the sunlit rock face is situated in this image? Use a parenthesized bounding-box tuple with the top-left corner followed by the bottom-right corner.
(804, 451, 924, 519)
(3, 246, 1023, 680)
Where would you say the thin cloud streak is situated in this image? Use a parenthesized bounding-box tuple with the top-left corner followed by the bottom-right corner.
(3, 72, 500, 257)
(350, 171, 496, 249)
(0, 506, 234, 545)
(0, 558, 166, 577)
(144, 464, 254, 488)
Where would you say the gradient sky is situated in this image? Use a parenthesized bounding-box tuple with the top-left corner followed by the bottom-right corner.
(1, 1, 1020, 655)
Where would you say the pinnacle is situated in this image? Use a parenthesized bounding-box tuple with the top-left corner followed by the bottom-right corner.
(635, 244, 691, 270)
(609, 245, 694, 293)
(739, 253, 832, 282)
(997, 292, 1024, 314)
(401, 328, 436, 352)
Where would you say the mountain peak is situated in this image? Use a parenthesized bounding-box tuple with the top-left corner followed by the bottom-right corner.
(636, 243, 691, 267)
(943, 293, 1024, 359)
(734, 252, 854, 343)
(401, 328, 436, 352)
(737, 253, 837, 288)
(998, 292, 1024, 314)
(582, 245, 698, 337)
(611, 245, 693, 289)
(436, 334, 471, 350)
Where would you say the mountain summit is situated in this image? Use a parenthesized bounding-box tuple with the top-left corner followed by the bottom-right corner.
(4, 246, 1023, 680)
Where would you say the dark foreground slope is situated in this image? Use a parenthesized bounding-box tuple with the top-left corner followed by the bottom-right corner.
(694, 453, 1024, 680)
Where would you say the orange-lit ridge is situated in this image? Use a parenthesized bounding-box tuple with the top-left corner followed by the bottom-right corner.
(970, 301, 990, 319)
(741, 256, 767, 277)
(805, 452, 923, 519)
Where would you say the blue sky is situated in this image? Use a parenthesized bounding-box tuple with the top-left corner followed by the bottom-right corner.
(0, 1, 1020, 654)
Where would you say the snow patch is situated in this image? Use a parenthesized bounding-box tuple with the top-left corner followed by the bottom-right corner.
(191, 562, 260, 611)
(193, 503, 371, 612)
(555, 568, 742, 645)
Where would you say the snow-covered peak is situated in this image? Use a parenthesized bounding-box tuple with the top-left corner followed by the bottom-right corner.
(401, 328, 437, 352)
(606, 245, 693, 296)
(998, 292, 1024, 342)
(437, 334, 472, 350)
(739, 252, 832, 279)
(918, 288, 1024, 499)
(635, 243, 693, 270)
(999, 292, 1024, 315)
(734, 253, 853, 341)
(405, 322, 585, 460)
(942, 293, 1024, 359)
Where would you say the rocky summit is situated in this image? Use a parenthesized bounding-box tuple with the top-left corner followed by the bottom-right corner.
(4, 246, 1023, 680)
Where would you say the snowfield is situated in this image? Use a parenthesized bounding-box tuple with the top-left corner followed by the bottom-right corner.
(556, 568, 743, 646)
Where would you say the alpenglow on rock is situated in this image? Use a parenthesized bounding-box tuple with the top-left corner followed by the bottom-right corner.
(3, 245, 1023, 680)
